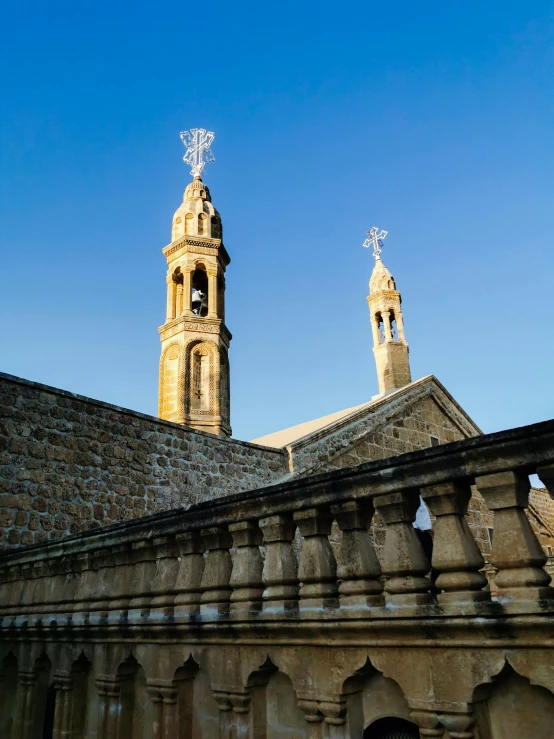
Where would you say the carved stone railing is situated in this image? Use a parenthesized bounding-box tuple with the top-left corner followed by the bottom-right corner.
(1, 419, 554, 630)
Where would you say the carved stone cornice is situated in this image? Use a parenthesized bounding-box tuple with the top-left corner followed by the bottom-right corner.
(163, 237, 230, 266)
(158, 316, 232, 344)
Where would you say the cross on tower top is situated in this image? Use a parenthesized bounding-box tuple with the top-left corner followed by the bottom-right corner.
(363, 227, 388, 260)
(180, 128, 215, 179)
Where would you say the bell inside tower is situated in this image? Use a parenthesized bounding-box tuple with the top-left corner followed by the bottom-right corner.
(191, 266, 208, 317)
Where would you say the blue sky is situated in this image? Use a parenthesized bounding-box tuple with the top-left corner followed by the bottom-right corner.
(1, 1, 553, 440)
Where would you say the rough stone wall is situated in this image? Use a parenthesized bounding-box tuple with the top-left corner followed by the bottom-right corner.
(0, 373, 287, 548)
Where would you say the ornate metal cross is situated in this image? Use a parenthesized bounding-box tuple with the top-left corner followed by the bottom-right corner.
(363, 226, 388, 259)
(180, 128, 215, 178)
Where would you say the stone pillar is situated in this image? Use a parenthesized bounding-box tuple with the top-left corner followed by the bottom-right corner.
(260, 514, 298, 616)
(183, 268, 193, 316)
(370, 314, 380, 347)
(14, 668, 36, 739)
(410, 710, 444, 737)
(208, 271, 218, 319)
(374, 490, 433, 606)
(331, 499, 383, 609)
(475, 471, 552, 602)
(382, 309, 392, 341)
(95, 676, 120, 739)
(395, 309, 407, 341)
(229, 521, 264, 616)
(319, 700, 347, 738)
(213, 691, 233, 739)
(166, 276, 175, 321)
(421, 481, 489, 605)
(176, 283, 184, 316)
(229, 692, 251, 739)
(537, 464, 554, 499)
(439, 712, 476, 738)
(297, 699, 324, 739)
(146, 683, 177, 739)
(200, 526, 233, 618)
(52, 674, 73, 739)
(174, 531, 205, 621)
(294, 508, 338, 612)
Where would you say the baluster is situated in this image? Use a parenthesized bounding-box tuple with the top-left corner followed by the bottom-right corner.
(200, 526, 233, 618)
(331, 499, 384, 609)
(475, 471, 553, 603)
(374, 489, 433, 606)
(229, 521, 263, 616)
(294, 508, 338, 612)
(149, 536, 180, 622)
(421, 481, 489, 605)
(106, 545, 134, 626)
(537, 464, 554, 499)
(260, 514, 298, 617)
(173, 531, 205, 621)
(127, 540, 157, 623)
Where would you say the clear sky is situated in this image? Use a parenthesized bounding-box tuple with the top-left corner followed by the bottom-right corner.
(1, 1, 553, 441)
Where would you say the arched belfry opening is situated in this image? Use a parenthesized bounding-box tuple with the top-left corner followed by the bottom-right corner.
(191, 265, 209, 317)
(159, 152, 231, 437)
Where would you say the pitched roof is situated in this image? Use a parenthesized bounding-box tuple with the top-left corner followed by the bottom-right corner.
(250, 375, 481, 450)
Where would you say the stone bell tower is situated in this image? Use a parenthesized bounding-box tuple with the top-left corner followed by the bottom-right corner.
(158, 129, 231, 437)
(365, 227, 411, 396)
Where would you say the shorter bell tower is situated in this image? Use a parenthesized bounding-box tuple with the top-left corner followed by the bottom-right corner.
(158, 129, 231, 437)
(364, 227, 411, 395)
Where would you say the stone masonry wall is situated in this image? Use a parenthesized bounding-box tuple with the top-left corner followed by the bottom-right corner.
(0, 372, 287, 548)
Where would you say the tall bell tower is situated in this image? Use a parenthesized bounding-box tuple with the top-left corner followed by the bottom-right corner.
(158, 129, 231, 437)
(364, 227, 411, 396)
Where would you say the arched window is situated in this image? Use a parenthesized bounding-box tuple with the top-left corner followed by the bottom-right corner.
(191, 266, 208, 317)
(211, 215, 222, 239)
(191, 344, 210, 411)
(185, 212, 194, 235)
(198, 213, 207, 236)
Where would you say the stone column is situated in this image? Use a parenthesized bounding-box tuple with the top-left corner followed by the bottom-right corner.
(475, 471, 552, 602)
(297, 699, 324, 739)
(127, 540, 157, 623)
(395, 309, 406, 340)
(207, 271, 218, 318)
(213, 691, 233, 739)
(421, 481, 489, 605)
(183, 268, 193, 316)
(229, 692, 251, 739)
(331, 499, 383, 609)
(176, 283, 184, 316)
(439, 711, 476, 738)
(174, 531, 205, 621)
(537, 464, 554, 499)
(260, 514, 298, 617)
(148, 537, 180, 621)
(410, 710, 444, 737)
(294, 508, 338, 612)
(95, 676, 121, 739)
(14, 668, 36, 739)
(52, 674, 73, 739)
(229, 521, 264, 616)
(370, 314, 380, 347)
(382, 309, 392, 341)
(166, 276, 175, 321)
(200, 526, 233, 618)
(374, 490, 433, 606)
(319, 700, 347, 738)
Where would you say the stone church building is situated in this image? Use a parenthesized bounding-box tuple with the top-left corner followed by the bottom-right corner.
(1, 153, 554, 738)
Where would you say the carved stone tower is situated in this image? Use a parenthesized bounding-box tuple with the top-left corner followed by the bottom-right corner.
(367, 255, 411, 395)
(158, 176, 231, 437)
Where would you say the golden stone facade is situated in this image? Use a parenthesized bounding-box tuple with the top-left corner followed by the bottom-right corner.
(158, 176, 231, 437)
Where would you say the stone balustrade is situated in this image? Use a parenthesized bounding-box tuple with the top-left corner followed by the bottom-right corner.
(0, 419, 553, 737)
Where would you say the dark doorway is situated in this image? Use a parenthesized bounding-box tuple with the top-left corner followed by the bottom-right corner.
(364, 717, 420, 739)
(42, 684, 56, 739)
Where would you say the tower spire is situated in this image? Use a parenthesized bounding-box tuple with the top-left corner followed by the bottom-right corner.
(158, 130, 231, 437)
(364, 228, 411, 396)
